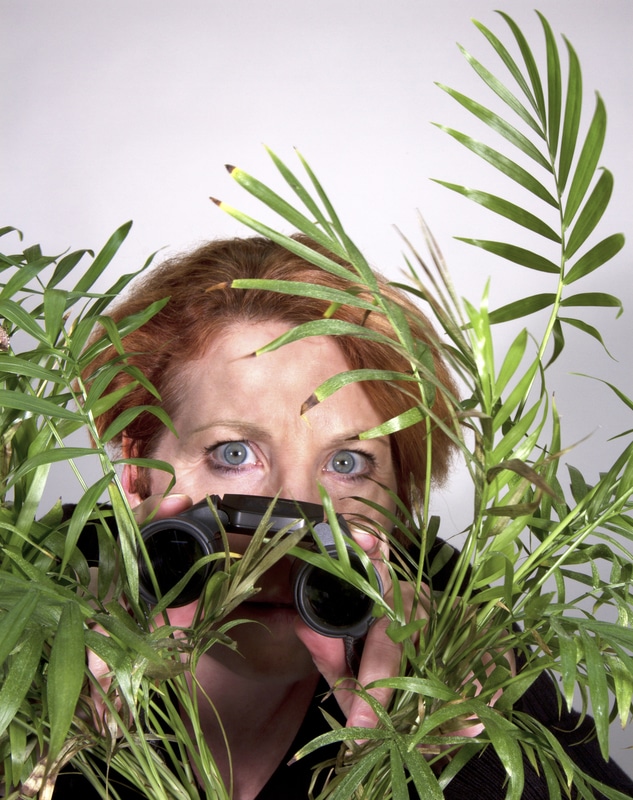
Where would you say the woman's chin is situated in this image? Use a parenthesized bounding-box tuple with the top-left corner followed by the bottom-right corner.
(207, 604, 317, 681)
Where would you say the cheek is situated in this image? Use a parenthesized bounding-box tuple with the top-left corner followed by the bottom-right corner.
(161, 602, 198, 628)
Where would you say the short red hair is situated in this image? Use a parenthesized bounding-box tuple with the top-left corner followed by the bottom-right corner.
(82, 235, 459, 507)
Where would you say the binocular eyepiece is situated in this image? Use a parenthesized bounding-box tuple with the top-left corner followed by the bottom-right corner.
(138, 494, 382, 639)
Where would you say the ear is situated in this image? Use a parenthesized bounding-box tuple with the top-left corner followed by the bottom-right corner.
(121, 433, 144, 507)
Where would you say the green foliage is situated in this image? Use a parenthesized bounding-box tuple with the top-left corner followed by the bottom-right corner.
(212, 10, 632, 798)
(0, 9, 631, 800)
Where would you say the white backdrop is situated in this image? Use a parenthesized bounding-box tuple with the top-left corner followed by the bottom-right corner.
(2, 0, 631, 773)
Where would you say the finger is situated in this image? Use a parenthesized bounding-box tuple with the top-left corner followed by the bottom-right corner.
(348, 523, 385, 558)
(294, 620, 357, 718)
(345, 613, 401, 730)
(132, 493, 192, 525)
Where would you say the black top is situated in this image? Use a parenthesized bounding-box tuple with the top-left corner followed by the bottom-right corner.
(53, 510, 633, 797)
(54, 671, 632, 799)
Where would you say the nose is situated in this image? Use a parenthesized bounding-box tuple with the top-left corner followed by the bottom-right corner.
(265, 460, 323, 508)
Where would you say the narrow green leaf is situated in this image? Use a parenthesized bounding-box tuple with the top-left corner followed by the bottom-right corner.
(0, 299, 49, 344)
(563, 94, 607, 227)
(495, 328, 529, 398)
(564, 169, 614, 259)
(547, 318, 565, 368)
(398, 739, 445, 799)
(472, 19, 536, 114)
(558, 37, 583, 192)
(497, 11, 546, 122)
(487, 294, 557, 325)
(64, 473, 116, 569)
(0, 390, 81, 421)
(0, 627, 45, 737)
(433, 181, 561, 242)
(305, 368, 419, 411)
(48, 249, 93, 288)
(559, 317, 614, 355)
(556, 626, 578, 710)
(0, 257, 55, 302)
(72, 221, 133, 295)
(560, 292, 623, 314)
(435, 84, 552, 170)
(0, 589, 41, 668)
(457, 41, 543, 134)
(389, 739, 409, 800)
(264, 147, 332, 229)
(492, 360, 540, 436)
(228, 166, 345, 258)
(214, 200, 359, 282)
(5, 446, 97, 491)
(538, 11, 562, 159)
(580, 630, 610, 761)
(0, 225, 23, 240)
(455, 238, 559, 274)
(358, 405, 426, 439)
(0, 355, 66, 383)
(477, 708, 525, 800)
(47, 602, 86, 759)
(100, 404, 177, 445)
(229, 278, 378, 313)
(564, 233, 624, 284)
(43, 288, 68, 344)
(250, 318, 398, 356)
(433, 126, 557, 205)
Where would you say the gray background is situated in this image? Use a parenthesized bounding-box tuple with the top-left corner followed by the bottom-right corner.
(2, 0, 631, 774)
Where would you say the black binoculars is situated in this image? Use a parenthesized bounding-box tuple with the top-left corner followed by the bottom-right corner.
(138, 494, 382, 639)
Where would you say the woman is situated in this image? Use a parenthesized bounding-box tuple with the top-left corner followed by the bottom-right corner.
(60, 235, 632, 798)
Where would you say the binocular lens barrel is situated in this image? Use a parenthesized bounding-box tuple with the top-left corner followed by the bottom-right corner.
(138, 495, 381, 638)
(139, 523, 214, 607)
(293, 551, 376, 638)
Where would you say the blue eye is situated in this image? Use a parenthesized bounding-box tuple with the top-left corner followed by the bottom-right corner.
(207, 441, 257, 470)
(327, 449, 375, 477)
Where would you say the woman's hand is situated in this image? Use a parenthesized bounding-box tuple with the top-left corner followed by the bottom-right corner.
(87, 493, 195, 729)
(293, 527, 427, 731)
(294, 529, 514, 740)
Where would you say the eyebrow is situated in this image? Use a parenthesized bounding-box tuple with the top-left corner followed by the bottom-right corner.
(189, 419, 391, 448)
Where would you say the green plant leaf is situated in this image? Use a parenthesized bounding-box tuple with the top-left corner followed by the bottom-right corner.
(229, 278, 378, 313)
(456, 41, 543, 134)
(560, 292, 623, 314)
(559, 317, 613, 355)
(47, 601, 86, 760)
(435, 85, 552, 170)
(580, 630, 610, 761)
(563, 94, 607, 228)
(558, 36, 583, 192)
(432, 181, 561, 243)
(301, 368, 420, 413)
(0, 299, 50, 344)
(497, 11, 546, 122)
(455, 238, 559, 274)
(564, 169, 614, 259)
(213, 199, 359, 283)
(538, 11, 562, 160)
(0, 626, 45, 738)
(433, 127, 557, 206)
(564, 233, 625, 285)
(71, 221, 133, 295)
(0, 588, 41, 668)
(487, 294, 557, 325)
(358, 406, 427, 439)
(0, 390, 81, 421)
(227, 165, 345, 257)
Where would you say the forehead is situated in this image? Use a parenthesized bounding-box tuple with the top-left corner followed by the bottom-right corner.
(171, 321, 384, 435)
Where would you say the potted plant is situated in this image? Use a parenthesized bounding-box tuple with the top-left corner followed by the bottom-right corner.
(1, 10, 630, 799)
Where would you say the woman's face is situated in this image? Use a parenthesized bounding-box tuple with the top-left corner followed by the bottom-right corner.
(128, 321, 398, 680)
